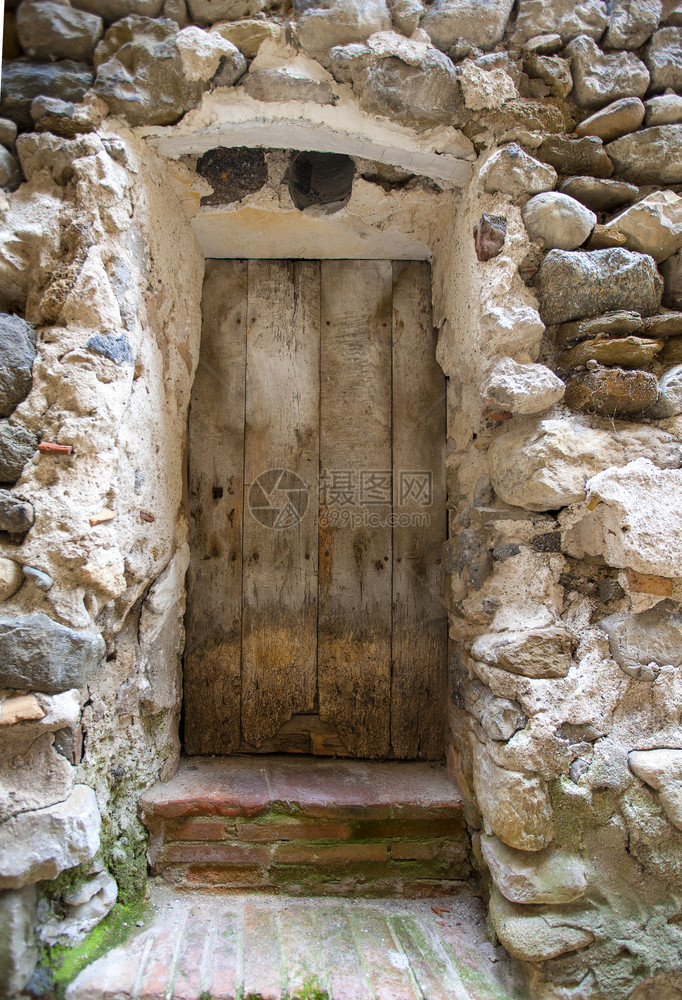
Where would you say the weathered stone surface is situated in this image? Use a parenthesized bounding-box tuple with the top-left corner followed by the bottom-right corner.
(522, 192, 596, 250)
(471, 627, 574, 679)
(295, 0, 391, 54)
(480, 144, 557, 197)
(659, 334, 682, 362)
(554, 309, 644, 344)
(211, 18, 280, 57)
(30, 95, 108, 138)
(0, 785, 100, 890)
(481, 835, 588, 904)
(0, 60, 93, 131)
(641, 310, 682, 336)
(575, 97, 645, 141)
(480, 302, 546, 363)
(176, 26, 246, 83)
(565, 366, 659, 415)
(537, 248, 662, 325)
(645, 93, 682, 125)
(388, 0, 423, 36)
(523, 53, 573, 98)
(607, 125, 682, 183)
(649, 364, 682, 416)
(489, 889, 594, 961)
(459, 61, 517, 111)
(629, 749, 682, 830)
(472, 742, 554, 851)
(488, 415, 680, 510)
(0, 490, 34, 533)
(610, 190, 682, 263)
(0, 422, 37, 485)
(513, 0, 609, 43)
(604, 0, 663, 49)
(244, 62, 334, 104)
(0, 886, 37, 997)
(484, 358, 565, 415)
(420, 0, 514, 52)
(602, 601, 682, 680)
(0, 315, 36, 418)
(71, 0, 164, 22)
(661, 251, 682, 307)
(538, 135, 613, 178)
(560, 334, 662, 369)
(16, 2, 103, 61)
(585, 224, 627, 249)
(43, 870, 117, 945)
(646, 26, 682, 90)
(0, 694, 44, 725)
(566, 35, 650, 108)
(466, 681, 526, 742)
(0, 613, 105, 692)
(0, 147, 21, 191)
(0, 558, 23, 602)
(558, 175, 639, 213)
(0, 119, 18, 149)
(23, 566, 54, 591)
(330, 33, 463, 128)
(187, 0, 265, 24)
(523, 33, 563, 54)
(473, 214, 506, 261)
(163, 0, 189, 24)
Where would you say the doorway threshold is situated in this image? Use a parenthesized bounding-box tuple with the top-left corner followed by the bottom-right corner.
(140, 757, 470, 897)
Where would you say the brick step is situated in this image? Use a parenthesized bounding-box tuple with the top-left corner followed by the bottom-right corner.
(140, 757, 471, 896)
(66, 889, 525, 1000)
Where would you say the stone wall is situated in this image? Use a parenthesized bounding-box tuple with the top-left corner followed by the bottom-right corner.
(2, 1, 682, 998)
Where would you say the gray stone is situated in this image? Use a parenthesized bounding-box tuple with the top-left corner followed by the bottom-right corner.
(0, 887, 37, 997)
(15, 131, 101, 185)
(211, 18, 280, 57)
(554, 309, 644, 344)
(0, 147, 21, 191)
(0, 315, 36, 418)
(558, 175, 639, 213)
(481, 835, 588, 904)
(94, 16, 202, 127)
(420, 0, 514, 52)
(163, 0, 189, 23)
(0, 118, 18, 149)
(0, 60, 94, 132)
(466, 680, 526, 741)
(472, 744, 554, 851)
(523, 53, 573, 98)
(43, 871, 117, 945)
(330, 35, 463, 129)
(480, 143, 557, 196)
(471, 627, 574, 679)
(523, 33, 563, 54)
(22, 565, 54, 590)
(513, 0, 609, 43)
(645, 93, 682, 125)
(565, 35, 650, 109)
(648, 364, 682, 416)
(187, 0, 265, 23)
(601, 601, 682, 679)
(387, 0, 422, 35)
(295, 0, 391, 53)
(607, 125, 682, 183)
(537, 248, 663, 325)
(0, 421, 37, 485)
(16, 2, 103, 61)
(604, 0, 662, 49)
(489, 889, 594, 961)
(0, 613, 105, 693)
(609, 190, 682, 263)
(72, 0, 163, 20)
(575, 97, 646, 142)
(0, 489, 34, 533)
(30, 95, 107, 138)
(538, 134, 613, 178)
(661, 250, 682, 307)
(646, 26, 682, 90)
(629, 749, 682, 830)
(522, 191, 596, 250)
(86, 333, 134, 365)
(0, 785, 101, 890)
(243, 67, 335, 105)
(565, 366, 660, 415)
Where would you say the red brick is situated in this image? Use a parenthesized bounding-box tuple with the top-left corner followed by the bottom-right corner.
(236, 820, 351, 842)
(156, 842, 271, 866)
(351, 818, 465, 840)
(274, 843, 387, 865)
(185, 864, 269, 887)
(390, 841, 444, 861)
(205, 909, 240, 1000)
(164, 818, 230, 842)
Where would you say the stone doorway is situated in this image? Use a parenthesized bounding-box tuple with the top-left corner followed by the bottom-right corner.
(183, 258, 447, 761)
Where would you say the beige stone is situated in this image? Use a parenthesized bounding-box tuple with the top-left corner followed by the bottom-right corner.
(0, 557, 23, 602)
(483, 358, 565, 415)
(559, 335, 663, 369)
(522, 192, 596, 250)
(471, 627, 574, 679)
(211, 18, 281, 58)
(481, 835, 588, 904)
(629, 749, 682, 830)
(459, 61, 517, 111)
(575, 96, 645, 141)
(645, 92, 682, 125)
(609, 190, 682, 262)
(0, 695, 45, 726)
(489, 889, 595, 961)
(564, 366, 659, 416)
(480, 144, 557, 197)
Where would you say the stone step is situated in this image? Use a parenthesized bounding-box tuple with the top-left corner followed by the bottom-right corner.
(140, 757, 470, 896)
(65, 888, 525, 1000)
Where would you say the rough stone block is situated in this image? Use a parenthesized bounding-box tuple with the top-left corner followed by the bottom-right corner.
(601, 600, 682, 680)
(575, 96, 646, 141)
(513, 0, 609, 43)
(566, 35, 650, 108)
(604, 0, 662, 49)
(481, 835, 587, 904)
(0, 59, 94, 132)
(0, 613, 105, 693)
(480, 143, 557, 196)
(489, 888, 594, 961)
(0, 314, 36, 418)
(607, 124, 682, 183)
(420, 0, 514, 52)
(0, 489, 34, 533)
(471, 740, 554, 851)
(471, 627, 574, 679)
(0, 886, 37, 996)
(522, 192, 596, 250)
(0, 420, 37, 485)
(295, 0, 391, 53)
(610, 190, 682, 263)
(16, 1, 103, 61)
(646, 25, 682, 90)
(564, 366, 659, 416)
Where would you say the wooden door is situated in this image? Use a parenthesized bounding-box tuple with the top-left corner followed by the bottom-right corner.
(184, 260, 447, 760)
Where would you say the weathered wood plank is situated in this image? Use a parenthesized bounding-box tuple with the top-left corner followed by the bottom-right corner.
(241, 260, 320, 746)
(391, 260, 447, 760)
(184, 260, 247, 755)
(318, 260, 393, 759)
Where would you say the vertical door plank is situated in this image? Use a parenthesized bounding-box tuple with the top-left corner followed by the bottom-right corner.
(318, 260, 393, 759)
(391, 260, 447, 759)
(241, 260, 320, 746)
(184, 260, 247, 755)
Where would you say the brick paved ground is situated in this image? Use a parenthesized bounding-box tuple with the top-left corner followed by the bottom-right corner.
(66, 887, 525, 1000)
(140, 758, 471, 896)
